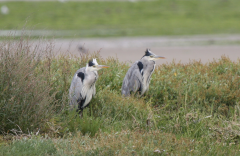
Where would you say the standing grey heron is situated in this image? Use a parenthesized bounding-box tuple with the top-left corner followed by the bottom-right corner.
(69, 58, 109, 116)
(121, 49, 165, 96)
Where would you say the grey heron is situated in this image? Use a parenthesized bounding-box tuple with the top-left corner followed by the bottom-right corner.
(69, 58, 109, 116)
(121, 49, 165, 96)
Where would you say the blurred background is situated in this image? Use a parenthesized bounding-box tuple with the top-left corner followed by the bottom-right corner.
(0, 0, 240, 64)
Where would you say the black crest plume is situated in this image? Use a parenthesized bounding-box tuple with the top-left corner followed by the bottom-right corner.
(88, 60, 95, 66)
(142, 48, 153, 58)
(145, 49, 152, 56)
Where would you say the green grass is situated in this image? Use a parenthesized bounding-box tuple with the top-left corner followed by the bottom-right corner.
(0, 137, 56, 156)
(1, 0, 240, 37)
(1, 35, 240, 155)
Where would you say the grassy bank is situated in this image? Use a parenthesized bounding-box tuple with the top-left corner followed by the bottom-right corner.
(1, 36, 240, 155)
(1, 0, 240, 37)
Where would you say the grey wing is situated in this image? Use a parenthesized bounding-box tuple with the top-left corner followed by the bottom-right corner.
(69, 68, 86, 109)
(121, 62, 143, 96)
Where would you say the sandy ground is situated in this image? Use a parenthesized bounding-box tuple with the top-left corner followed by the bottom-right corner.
(50, 35, 240, 65)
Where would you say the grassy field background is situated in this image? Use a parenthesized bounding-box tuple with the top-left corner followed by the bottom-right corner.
(1, 0, 240, 155)
(0, 35, 240, 155)
(1, 0, 240, 37)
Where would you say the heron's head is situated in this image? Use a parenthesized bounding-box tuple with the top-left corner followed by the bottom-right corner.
(142, 49, 165, 61)
(86, 58, 109, 71)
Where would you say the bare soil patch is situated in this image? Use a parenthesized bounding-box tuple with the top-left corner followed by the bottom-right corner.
(50, 35, 240, 65)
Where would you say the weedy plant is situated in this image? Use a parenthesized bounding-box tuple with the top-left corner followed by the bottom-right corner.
(0, 36, 57, 134)
(1, 34, 240, 155)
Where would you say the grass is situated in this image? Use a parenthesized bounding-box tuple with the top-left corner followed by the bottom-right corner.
(0, 137, 56, 156)
(1, 0, 240, 37)
(0, 35, 240, 155)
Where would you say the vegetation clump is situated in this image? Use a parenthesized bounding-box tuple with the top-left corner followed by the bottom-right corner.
(0, 36, 240, 155)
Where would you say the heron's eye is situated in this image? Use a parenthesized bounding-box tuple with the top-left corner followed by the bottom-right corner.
(150, 55, 154, 58)
(93, 65, 96, 67)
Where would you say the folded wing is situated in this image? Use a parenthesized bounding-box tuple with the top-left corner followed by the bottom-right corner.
(69, 68, 86, 110)
(121, 61, 143, 96)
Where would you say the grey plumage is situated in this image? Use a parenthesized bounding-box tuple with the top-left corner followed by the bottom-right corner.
(121, 49, 165, 96)
(69, 58, 109, 116)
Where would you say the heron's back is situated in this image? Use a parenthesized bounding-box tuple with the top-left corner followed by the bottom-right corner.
(69, 68, 98, 110)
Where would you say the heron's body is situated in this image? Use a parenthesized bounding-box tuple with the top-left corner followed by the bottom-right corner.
(69, 59, 108, 115)
(69, 67, 98, 110)
(121, 49, 165, 96)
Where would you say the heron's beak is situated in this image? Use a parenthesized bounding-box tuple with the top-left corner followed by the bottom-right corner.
(153, 56, 166, 60)
(97, 65, 109, 69)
